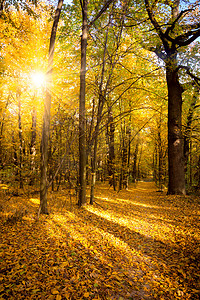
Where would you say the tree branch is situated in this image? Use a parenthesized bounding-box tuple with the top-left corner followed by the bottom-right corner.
(164, 9, 193, 38)
(178, 65, 200, 88)
(175, 28, 200, 47)
(144, 0, 170, 52)
(88, 0, 115, 28)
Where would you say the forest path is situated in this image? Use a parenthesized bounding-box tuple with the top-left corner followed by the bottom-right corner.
(0, 181, 200, 299)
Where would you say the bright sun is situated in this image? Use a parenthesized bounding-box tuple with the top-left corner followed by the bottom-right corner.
(31, 71, 46, 88)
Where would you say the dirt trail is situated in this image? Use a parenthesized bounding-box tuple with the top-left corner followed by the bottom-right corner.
(0, 181, 200, 299)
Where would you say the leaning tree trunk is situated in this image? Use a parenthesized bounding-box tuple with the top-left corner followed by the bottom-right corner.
(166, 59, 185, 195)
(40, 0, 63, 214)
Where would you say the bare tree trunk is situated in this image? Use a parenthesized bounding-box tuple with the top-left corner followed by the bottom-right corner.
(132, 142, 138, 183)
(78, 0, 88, 207)
(17, 92, 23, 189)
(157, 110, 165, 191)
(30, 105, 36, 186)
(119, 123, 128, 190)
(184, 87, 199, 187)
(89, 20, 109, 205)
(40, 0, 63, 214)
(126, 126, 131, 189)
(144, 0, 200, 194)
(0, 95, 9, 171)
(166, 1, 185, 195)
(107, 110, 116, 190)
(166, 59, 185, 194)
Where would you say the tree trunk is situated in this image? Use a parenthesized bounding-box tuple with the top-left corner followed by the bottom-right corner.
(78, 0, 88, 207)
(107, 111, 116, 190)
(90, 95, 105, 204)
(157, 111, 165, 191)
(0, 95, 9, 170)
(17, 92, 23, 189)
(144, 0, 200, 195)
(126, 126, 131, 189)
(30, 106, 36, 185)
(189, 140, 192, 186)
(12, 133, 18, 187)
(132, 142, 138, 183)
(184, 87, 199, 186)
(119, 123, 128, 190)
(166, 60, 185, 194)
(40, 0, 63, 214)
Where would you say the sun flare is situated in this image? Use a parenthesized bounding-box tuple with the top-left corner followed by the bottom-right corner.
(31, 71, 46, 88)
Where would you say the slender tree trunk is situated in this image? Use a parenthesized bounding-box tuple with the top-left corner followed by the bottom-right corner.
(90, 26, 109, 204)
(157, 110, 165, 191)
(40, 0, 63, 214)
(30, 105, 37, 185)
(17, 92, 23, 189)
(86, 97, 95, 185)
(189, 140, 192, 186)
(132, 142, 138, 183)
(78, 0, 88, 207)
(184, 87, 199, 186)
(90, 142, 97, 205)
(126, 126, 131, 189)
(119, 123, 128, 190)
(90, 95, 105, 204)
(12, 133, 18, 188)
(107, 110, 116, 190)
(0, 96, 9, 170)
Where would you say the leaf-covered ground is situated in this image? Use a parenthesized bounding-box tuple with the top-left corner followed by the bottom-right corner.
(0, 181, 200, 299)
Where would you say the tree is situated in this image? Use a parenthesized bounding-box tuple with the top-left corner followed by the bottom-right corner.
(40, 0, 64, 214)
(78, 0, 87, 207)
(144, 0, 200, 194)
(78, 0, 115, 206)
(184, 85, 199, 186)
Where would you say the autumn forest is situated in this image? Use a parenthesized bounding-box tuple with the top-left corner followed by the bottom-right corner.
(0, 0, 200, 299)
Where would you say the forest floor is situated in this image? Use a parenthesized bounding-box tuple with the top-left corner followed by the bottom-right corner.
(0, 181, 200, 300)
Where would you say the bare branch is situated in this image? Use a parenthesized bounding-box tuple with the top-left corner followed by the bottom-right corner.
(88, 0, 115, 28)
(164, 9, 193, 37)
(144, 0, 170, 52)
(175, 28, 200, 47)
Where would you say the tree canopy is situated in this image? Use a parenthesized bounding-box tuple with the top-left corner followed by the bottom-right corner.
(0, 0, 200, 203)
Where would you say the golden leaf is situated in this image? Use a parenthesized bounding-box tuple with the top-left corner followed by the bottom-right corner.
(83, 292, 90, 297)
(52, 289, 59, 295)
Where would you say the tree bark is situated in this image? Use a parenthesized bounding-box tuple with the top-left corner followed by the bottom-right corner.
(166, 0, 185, 194)
(17, 92, 23, 189)
(166, 59, 185, 194)
(184, 87, 199, 186)
(132, 142, 138, 183)
(40, 0, 63, 214)
(30, 105, 36, 186)
(107, 110, 116, 190)
(144, 0, 200, 194)
(78, 0, 88, 207)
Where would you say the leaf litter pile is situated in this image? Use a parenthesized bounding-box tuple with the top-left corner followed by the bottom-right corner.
(0, 181, 200, 300)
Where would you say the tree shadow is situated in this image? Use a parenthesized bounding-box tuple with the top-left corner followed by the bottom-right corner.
(65, 194, 200, 297)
